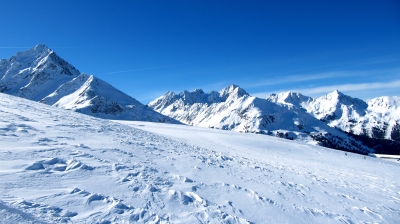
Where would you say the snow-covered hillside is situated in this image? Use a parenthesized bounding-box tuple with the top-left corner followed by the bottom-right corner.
(149, 85, 372, 154)
(0, 45, 174, 122)
(1, 93, 399, 223)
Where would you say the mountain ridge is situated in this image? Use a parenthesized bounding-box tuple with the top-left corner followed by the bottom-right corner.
(150, 86, 400, 154)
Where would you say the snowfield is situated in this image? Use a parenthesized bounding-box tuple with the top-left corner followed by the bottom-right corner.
(0, 93, 399, 223)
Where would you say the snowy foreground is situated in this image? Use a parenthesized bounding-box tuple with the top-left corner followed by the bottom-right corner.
(0, 93, 399, 224)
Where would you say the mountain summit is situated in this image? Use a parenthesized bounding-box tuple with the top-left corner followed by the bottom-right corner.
(0, 44, 80, 101)
(0, 45, 175, 122)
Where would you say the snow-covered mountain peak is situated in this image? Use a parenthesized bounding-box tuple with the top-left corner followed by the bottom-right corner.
(32, 43, 51, 54)
(368, 96, 400, 110)
(18, 44, 51, 58)
(321, 90, 366, 107)
(4, 44, 52, 71)
(367, 96, 400, 120)
(0, 45, 81, 101)
(218, 84, 248, 100)
(267, 91, 313, 108)
(193, 88, 205, 94)
(177, 89, 208, 105)
(149, 85, 249, 111)
(305, 90, 367, 122)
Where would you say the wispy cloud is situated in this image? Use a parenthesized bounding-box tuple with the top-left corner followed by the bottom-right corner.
(297, 80, 400, 95)
(252, 80, 400, 99)
(245, 71, 365, 88)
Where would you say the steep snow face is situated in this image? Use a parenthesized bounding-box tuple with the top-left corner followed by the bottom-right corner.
(0, 45, 174, 123)
(149, 85, 372, 154)
(1, 93, 399, 223)
(0, 44, 80, 101)
(43, 74, 174, 122)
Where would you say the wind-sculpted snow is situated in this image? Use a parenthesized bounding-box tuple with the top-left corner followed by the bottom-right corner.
(1, 93, 400, 223)
(0, 45, 174, 123)
(149, 85, 372, 154)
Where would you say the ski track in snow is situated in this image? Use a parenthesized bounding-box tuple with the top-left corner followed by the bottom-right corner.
(0, 93, 400, 223)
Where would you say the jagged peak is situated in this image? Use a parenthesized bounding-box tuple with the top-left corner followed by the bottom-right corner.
(178, 88, 205, 97)
(193, 88, 204, 94)
(8, 44, 52, 63)
(33, 44, 51, 52)
(320, 90, 348, 101)
(270, 91, 310, 101)
(267, 91, 312, 108)
(316, 90, 367, 109)
(22, 44, 52, 58)
(164, 90, 177, 96)
(220, 84, 240, 92)
(219, 84, 248, 99)
(367, 96, 400, 109)
(329, 89, 345, 97)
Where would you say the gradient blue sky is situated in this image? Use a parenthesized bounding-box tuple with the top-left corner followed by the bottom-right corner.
(1, 0, 400, 103)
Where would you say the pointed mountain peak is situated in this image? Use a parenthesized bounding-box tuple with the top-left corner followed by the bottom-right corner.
(21, 44, 52, 58)
(193, 88, 204, 94)
(276, 91, 308, 100)
(219, 84, 248, 99)
(221, 84, 240, 91)
(33, 44, 51, 52)
(267, 91, 312, 107)
(321, 90, 346, 100)
(8, 44, 52, 64)
(318, 90, 367, 108)
(329, 89, 344, 96)
(165, 90, 177, 96)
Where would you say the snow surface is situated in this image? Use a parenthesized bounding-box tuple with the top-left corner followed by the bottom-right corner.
(1, 93, 400, 223)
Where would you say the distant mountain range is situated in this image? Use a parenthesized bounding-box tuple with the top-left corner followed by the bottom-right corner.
(0, 44, 175, 123)
(1, 45, 399, 154)
(149, 86, 400, 155)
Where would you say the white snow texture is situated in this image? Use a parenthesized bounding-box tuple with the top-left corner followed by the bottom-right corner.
(1, 93, 400, 223)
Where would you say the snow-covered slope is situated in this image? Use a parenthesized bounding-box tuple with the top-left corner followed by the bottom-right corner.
(149, 85, 372, 154)
(0, 45, 174, 122)
(1, 93, 399, 223)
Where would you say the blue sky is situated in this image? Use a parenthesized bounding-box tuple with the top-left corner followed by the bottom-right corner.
(1, 1, 400, 103)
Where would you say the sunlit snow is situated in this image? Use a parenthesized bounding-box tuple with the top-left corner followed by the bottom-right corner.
(1, 93, 399, 223)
